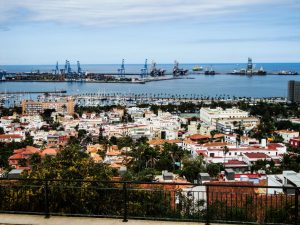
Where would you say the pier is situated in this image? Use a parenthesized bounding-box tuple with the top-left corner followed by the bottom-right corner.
(0, 90, 67, 94)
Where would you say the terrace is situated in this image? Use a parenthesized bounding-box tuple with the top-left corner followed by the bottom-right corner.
(0, 179, 299, 225)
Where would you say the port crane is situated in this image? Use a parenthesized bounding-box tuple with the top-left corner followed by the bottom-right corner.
(77, 61, 85, 81)
(64, 60, 75, 80)
(118, 59, 126, 77)
(55, 61, 59, 75)
(140, 59, 148, 78)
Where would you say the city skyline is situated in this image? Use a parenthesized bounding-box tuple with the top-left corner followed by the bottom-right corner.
(0, 0, 300, 64)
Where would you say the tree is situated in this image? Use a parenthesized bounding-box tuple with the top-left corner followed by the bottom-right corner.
(117, 136, 133, 149)
(27, 144, 113, 180)
(210, 130, 218, 142)
(222, 146, 229, 166)
(207, 163, 222, 178)
(182, 156, 205, 182)
(41, 109, 55, 122)
(78, 129, 87, 140)
(271, 133, 284, 143)
(109, 136, 118, 145)
(18, 158, 27, 167)
(29, 153, 41, 170)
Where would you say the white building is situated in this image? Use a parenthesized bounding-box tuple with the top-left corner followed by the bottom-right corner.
(216, 117, 259, 134)
(200, 107, 249, 128)
(274, 130, 299, 143)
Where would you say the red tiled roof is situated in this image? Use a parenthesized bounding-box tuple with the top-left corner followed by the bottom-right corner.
(225, 160, 247, 166)
(0, 134, 23, 139)
(40, 148, 57, 157)
(188, 134, 209, 139)
(243, 152, 270, 159)
(9, 153, 25, 160)
(267, 143, 283, 150)
(234, 174, 262, 179)
(148, 139, 182, 145)
(188, 134, 224, 140)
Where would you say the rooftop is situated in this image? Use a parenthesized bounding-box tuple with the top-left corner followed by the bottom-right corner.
(243, 152, 270, 159)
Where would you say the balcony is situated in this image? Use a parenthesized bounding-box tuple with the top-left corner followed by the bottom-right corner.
(0, 179, 299, 225)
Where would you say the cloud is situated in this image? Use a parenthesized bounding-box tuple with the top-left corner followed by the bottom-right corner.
(0, 0, 296, 27)
(0, 26, 10, 31)
(191, 35, 300, 43)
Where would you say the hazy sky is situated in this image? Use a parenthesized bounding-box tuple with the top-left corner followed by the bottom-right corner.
(0, 0, 300, 64)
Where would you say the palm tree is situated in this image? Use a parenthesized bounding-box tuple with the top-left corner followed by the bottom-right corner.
(210, 130, 218, 142)
(223, 145, 229, 166)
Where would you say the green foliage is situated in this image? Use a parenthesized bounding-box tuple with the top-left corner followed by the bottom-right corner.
(207, 163, 222, 178)
(0, 107, 22, 117)
(26, 144, 113, 180)
(181, 156, 205, 182)
(74, 105, 125, 117)
(18, 158, 27, 167)
(251, 159, 278, 174)
(281, 153, 300, 172)
(109, 136, 118, 145)
(77, 129, 87, 140)
(41, 109, 55, 123)
(117, 136, 133, 149)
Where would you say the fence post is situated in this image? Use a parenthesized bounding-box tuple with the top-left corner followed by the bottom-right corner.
(123, 182, 128, 222)
(44, 180, 50, 218)
(295, 188, 299, 225)
(206, 184, 210, 225)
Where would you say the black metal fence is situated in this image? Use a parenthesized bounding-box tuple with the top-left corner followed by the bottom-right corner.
(0, 179, 299, 225)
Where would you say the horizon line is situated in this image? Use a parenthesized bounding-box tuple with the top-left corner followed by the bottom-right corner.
(2, 61, 300, 66)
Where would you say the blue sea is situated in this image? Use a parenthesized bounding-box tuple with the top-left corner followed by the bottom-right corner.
(1, 63, 300, 98)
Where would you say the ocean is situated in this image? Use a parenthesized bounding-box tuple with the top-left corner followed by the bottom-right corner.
(1, 63, 300, 98)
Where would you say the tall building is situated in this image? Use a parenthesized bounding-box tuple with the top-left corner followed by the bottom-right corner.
(22, 98, 74, 116)
(288, 80, 300, 103)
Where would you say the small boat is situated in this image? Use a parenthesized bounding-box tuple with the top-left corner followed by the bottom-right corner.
(192, 65, 203, 71)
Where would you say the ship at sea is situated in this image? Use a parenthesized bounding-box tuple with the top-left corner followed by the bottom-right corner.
(229, 58, 267, 75)
(204, 66, 216, 75)
(192, 65, 203, 72)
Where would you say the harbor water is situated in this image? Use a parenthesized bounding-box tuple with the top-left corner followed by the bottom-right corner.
(1, 63, 300, 98)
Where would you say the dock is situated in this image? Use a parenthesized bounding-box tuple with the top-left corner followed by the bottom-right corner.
(0, 90, 67, 94)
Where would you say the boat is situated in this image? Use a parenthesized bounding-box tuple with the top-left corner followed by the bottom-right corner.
(192, 65, 203, 72)
(277, 70, 298, 75)
(257, 66, 267, 75)
(204, 66, 215, 75)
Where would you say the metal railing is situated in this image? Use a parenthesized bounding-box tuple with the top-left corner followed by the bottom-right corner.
(0, 178, 299, 225)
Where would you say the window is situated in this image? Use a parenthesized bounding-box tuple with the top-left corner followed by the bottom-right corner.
(210, 153, 215, 157)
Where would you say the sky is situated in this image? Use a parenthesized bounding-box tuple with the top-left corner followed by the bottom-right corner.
(0, 0, 300, 65)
